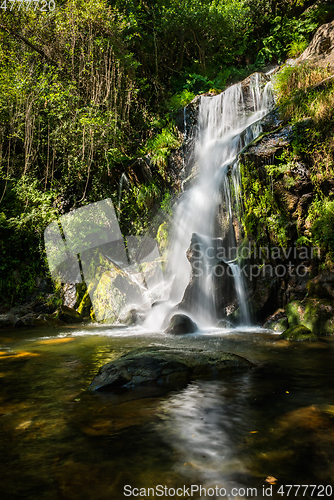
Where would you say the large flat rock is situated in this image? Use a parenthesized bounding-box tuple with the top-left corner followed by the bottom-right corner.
(89, 346, 254, 391)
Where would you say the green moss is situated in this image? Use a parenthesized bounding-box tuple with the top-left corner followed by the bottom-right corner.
(286, 299, 334, 336)
(280, 324, 318, 342)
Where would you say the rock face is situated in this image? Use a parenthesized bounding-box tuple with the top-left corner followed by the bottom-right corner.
(89, 346, 254, 391)
(306, 270, 334, 299)
(179, 233, 238, 320)
(164, 314, 198, 334)
(280, 324, 318, 342)
(298, 20, 334, 69)
(239, 125, 293, 167)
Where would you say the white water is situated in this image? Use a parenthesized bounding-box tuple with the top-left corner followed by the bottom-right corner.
(145, 75, 274, 331)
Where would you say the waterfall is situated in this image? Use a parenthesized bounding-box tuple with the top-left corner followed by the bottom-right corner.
(145, 74, 274, 331)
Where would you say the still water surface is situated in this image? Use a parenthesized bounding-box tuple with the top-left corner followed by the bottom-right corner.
(1, 326, 334, 499)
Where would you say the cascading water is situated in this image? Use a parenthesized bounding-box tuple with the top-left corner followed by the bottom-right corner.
(145, 74, 274, 331)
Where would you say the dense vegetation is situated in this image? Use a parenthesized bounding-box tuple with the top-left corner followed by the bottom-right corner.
(241, 61, 334, 269)
(0, 0, 333, 307)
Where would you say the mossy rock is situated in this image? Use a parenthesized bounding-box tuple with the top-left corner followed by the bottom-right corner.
(263, 316, 288, 332)
(89, 346, 255, 391)
(77, 287, 93, 318)
(286, 299, 334, 336)
(92, 268, 143, 323)
(280, 324, 318, 342)
(156, 221, 169, 255)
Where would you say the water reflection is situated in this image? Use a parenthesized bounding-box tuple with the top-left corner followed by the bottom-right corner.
(157, 378, 252, 493)
(1, 328, 334, 499)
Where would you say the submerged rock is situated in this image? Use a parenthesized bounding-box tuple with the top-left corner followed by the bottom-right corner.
(164, 314, 198, 334)
(89, 346, 254, 391)
(280, 325, 318, 342)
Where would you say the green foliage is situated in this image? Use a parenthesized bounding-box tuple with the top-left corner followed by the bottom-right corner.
(307, 197, 334, 263)
(287, 39, 308, 58)
(168, 90, 196, 111)
(256, 10, 319, 65)
(240, 162, 289, 248)
(144, 124, 182, 178)
(135, 182, 161, 210)
(0, 0, 331, 308)
(0, 175, 58, 306)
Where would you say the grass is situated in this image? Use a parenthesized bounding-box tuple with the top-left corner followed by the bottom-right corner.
(273, 62, 334, 124)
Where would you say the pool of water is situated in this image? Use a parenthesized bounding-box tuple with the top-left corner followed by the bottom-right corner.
(1, 325, 334, 499)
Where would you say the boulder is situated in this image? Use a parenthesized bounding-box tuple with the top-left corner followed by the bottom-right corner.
(15, 313, 66, 328)
(263, 316, 288, 333)
(0, 313, 18, 328)
(89, 346, 254, 391)
(298, 20, 334, 69)
(286, 299, 334, 336)
(165, 314, 198, 334)
(280, 324, 318, 342)
(58, 305, 82, 324)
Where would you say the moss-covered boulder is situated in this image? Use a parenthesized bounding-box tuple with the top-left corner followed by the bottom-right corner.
(264, 316, 288, 332)
(92, 268, 143, 323)
(89, 346, 254, 391)
(286, 299, 334, 336)
(280, 324, 318, 342)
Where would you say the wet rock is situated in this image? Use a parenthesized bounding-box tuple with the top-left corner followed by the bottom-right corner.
(179, 233, 238, 319)
(286, 298, 334, 336)
(127, 156, 152, 185)
(260, 108, 283, 133)
(263, 316, 288, 333)
(240, 73, 270, 112)
(175, 95, 201, 135)
(247, 273, 281, 322)
(165, 314, 198, 335)
(89, 346, 254, 391)
(216, 319, 234, 329)
(0, 313, 18, 328)
(58, 305, 82, 324)
(280, 324, 318, 342)
(240, 125, 293, 167)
